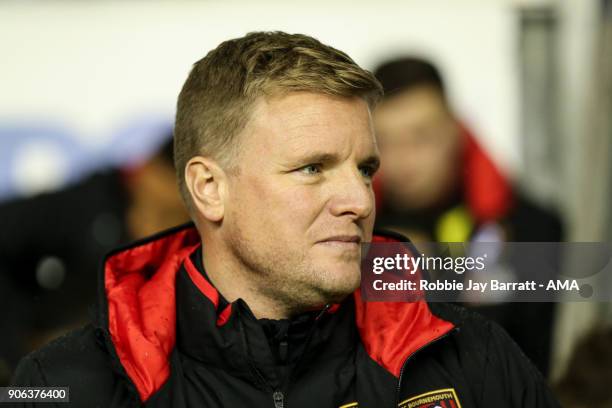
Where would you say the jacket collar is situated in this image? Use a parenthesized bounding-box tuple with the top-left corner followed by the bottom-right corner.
(97, 223, 454, 402)
(175, 247, 354, 390)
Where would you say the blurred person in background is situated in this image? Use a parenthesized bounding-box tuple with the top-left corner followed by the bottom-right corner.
(0, 136, 189, 385)
(373, 57, 564, 377)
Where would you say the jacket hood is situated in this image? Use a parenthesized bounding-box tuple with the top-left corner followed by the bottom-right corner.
(97, 223, 454, 402)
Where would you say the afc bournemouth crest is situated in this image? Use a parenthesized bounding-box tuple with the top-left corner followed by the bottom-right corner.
(399, 388, 462, 408)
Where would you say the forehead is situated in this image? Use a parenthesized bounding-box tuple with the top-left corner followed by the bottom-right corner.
(244, 92, 376, 156)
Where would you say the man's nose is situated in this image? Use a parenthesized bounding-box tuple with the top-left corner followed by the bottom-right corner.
(328, 169, 374, 220)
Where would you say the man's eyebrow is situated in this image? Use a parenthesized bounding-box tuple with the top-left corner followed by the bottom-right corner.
(288, 152, 380, 169)
(293, 152, 339, 165)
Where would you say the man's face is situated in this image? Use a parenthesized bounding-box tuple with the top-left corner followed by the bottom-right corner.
(374, 85, 461, 210)
(222, 92, 378, 309)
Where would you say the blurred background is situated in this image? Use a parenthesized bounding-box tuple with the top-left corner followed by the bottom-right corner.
(0, 0, 611, 405)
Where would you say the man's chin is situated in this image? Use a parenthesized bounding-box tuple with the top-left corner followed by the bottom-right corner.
(316, 270, 361, 303)
(309, 287, 354, 308)
(286, 284, 355, 314)
(285, 260, 361, 310)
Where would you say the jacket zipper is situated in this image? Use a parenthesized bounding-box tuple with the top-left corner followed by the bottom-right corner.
(272, 390, 285, 408)
(272, 334, 288, 408)
(395, 328, 458, 407)
(237, 302, 334, 408)
(289, 304, 331, 382)
(271, 305, 330, 408)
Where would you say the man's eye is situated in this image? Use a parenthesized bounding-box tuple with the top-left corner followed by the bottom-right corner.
(298, 164, 322, 175)
(359, 165, 377, 179)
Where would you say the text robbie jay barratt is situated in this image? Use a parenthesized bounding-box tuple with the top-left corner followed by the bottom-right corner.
(371, 279, 581, 292)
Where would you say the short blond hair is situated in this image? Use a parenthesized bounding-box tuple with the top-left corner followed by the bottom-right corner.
(174, 31, 382, 206)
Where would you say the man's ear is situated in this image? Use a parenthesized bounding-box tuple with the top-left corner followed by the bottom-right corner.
(184, 156, 227, 222)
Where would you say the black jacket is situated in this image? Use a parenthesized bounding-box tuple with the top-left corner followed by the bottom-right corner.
(11, 224, 560, 407)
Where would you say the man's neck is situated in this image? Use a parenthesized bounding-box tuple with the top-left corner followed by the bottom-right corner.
(200, 242, 294, 320)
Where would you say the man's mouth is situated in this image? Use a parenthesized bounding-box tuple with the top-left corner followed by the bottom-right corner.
(317, 235, 362, 247)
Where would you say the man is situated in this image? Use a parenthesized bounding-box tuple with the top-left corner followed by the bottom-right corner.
(0, 136, 188, 385)
(372, 57, 564, 376)
(11, 32, 559, 407)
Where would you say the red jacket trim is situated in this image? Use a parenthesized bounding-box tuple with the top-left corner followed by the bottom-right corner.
(183, 255, 232, 326)
(355, 235, 455, 377)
